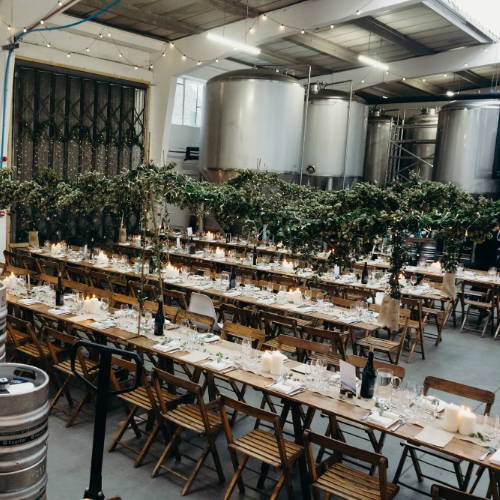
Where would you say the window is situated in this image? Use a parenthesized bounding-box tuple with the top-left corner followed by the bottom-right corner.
(172, 76, 205, 127)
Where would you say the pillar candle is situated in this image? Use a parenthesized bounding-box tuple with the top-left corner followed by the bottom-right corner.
(271, 351, 286, 376)
(458, 407, 476, 435)
(261, 351, 272, 373)
(442, 403, 461, 433)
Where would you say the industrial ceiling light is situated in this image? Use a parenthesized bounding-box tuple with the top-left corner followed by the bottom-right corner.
(358, 54, 389, 71)
(207, 32, 261, 55)
(446, 90, 455, 97)
(382, 95, 388, 99)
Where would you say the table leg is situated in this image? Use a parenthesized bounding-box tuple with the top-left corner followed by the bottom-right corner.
(290, 402, 311, 500)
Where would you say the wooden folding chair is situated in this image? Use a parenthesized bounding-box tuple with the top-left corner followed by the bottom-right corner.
(317, 355, 405, 471)
(163, 288, 189, 310)
(45, 326, 96, 427)
(305, 431, 398, 500)
(220, 321, 265, 350)
(460, 281, 496, 337)
(176, 309, 215, 332)
(274, 334, 329, 364)
(394, 376, 495, 495)
(260, 311, 303, 353)
(108, 356, 180, 467)
(302, 325, 348, 369)
(87, 270, 112, 290)
(150, 368, 224, 496)
(432, 484, 486, 499)
(128, 280, 158, 302)
(219, 395, 304, 499)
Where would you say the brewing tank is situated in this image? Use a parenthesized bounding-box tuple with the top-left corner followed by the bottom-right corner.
(200, 69, 304, 182)
(363, 110, 393, 185)
(434, 99, 500, 195)
(302, 90, 368, 189)
(404, 108, 438, 180)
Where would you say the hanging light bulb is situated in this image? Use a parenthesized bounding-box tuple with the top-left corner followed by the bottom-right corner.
(98, 33, 103, 38)
(181, 55, 186, 61)
(279, 24, 285, 31)
(23, 27, 27, 33)
(249, 26, 256, 34)
(85, 47, 90, 52)
(40, 19, 45, 25)
(66, 52, 71, 58)
(46, 42, 51, 48)
(330, 24, 334, 29)
(7, 25, 12, 32)
(300, 29, 305, 34)
(161, 51, 166, 57)
(261, 13, 267, 20)
(169, 42, 174, 48)
(215, 58, 219, 63)
(118, 52, 122, 57)
(107, 32, 111, 37)
(58, 0, 63, 5)
(149, 64, 153, 70)
(134, 65, 138, 70)
(197, 60, 202, 65)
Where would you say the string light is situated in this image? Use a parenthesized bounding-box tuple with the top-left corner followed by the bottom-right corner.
(118, 52, 122, 57)
(196, 60, 202, 65)
(66, 52, 71, 58)
(46, 42, 51, 48)
(149, 64, 153, 70)
(98, 33, 103, 38)
(161, 51, 166, 57)
(181, 55, 186, 61)
(107, 32, 111, 37)
(215, 58, 219, 63)
(446, 90, 455, 97)
(40, 20, 45, 25)
(330, 24, 334, 29)
(58, 0, 63, 5)
(279, 24, 285, 31)
(356, 9, 361, 15)
(249, 27, 256, 34)
(23, 27, 27, 33)
(134, 65, 138, 70)
(261, 14, 267, 20)
(169, 42, 174, 48)
(300, 29, 305, 34)
(7, 25, 11, 32)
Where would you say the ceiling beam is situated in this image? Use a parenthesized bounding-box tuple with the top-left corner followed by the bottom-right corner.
(258, 49, 332, 74)
(351, 16, 435, 56)
(399, 78, 443, 94)
(205, 0, 260, 18)
(82, 0, 202, 35)
(455, 70, 493, 88)
(286, 32, 359, 65)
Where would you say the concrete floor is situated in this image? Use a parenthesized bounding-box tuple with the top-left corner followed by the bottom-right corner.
(46, 323, 500, 500)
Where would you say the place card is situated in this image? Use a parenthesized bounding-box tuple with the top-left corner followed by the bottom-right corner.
(340, 360, 357, 394)
(203, 359, 234, 372)
(268, 380, 303, 395)
(290, 363, 311, 375)
(367, 412, 400, 428)
(152, 342, 181, 353)
(415, 426, 454, 448)
(179, 352, 210, 363)
(200, 334, 220, 343)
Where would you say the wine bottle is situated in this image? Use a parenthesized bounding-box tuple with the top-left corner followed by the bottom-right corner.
(228, 267, 237, 290)
(226, 232, 231, 243)
(361, 262, 369, 284)
(154, 299, 165, 336)
(149, 256, 156, 274)
(252, 245, 257, 266)
(55, 271, 64, 307)
(189, 236, 195, 255)
(360, 351, 377, 399)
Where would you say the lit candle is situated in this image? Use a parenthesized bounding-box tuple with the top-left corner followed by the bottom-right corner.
(442, 403, 461, 433)
(215, 247, 225, 259)
(83, 296, 101, 315)
(290, 288, 303, 305)
(458, 407, 476, 435)
(430, 261, 442, 272)
(282, 259, 294, 272)
(176, 236, 181, 248)
(163, 263, 180, 279)
(271, 350, 286, 376)
(261, 351, 272, 373)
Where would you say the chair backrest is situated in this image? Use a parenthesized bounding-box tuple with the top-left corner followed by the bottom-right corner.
(347, 354, 406, 379)
(128, 280, 158, 301)
(40, 258, 60, 276)
(152, 367, 213, 431)
(275, 334, 329, 362)
(177, 309, 215, 331)
(431, 484, 486, 500)
(220, 303, 256, 328)
(7, 315, 45, 357)
(163, 288, 188, 310)
(260, 311, 299, 337)
(330, 296, 359, 309)
(221, 322, 264, 350)
(423, 376, 494, 415)
(21, 254, 41, 274)
(219, 396, 289, 466)
(188, 292, 217, 321)
(110, 355, 149, 392)
(304, 431, 391, 500)
(302, 326, 347, 361)
(43, 326, 78, 364)
(87, 270, 111, 290)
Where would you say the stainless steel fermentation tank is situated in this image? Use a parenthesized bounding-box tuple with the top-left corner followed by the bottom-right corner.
(302, 90, 368, 189)
(403, 108, 438, 180)
(434, 99, 500, 196)
(200, 69, 304, 182)
(363, 110, 393, 185)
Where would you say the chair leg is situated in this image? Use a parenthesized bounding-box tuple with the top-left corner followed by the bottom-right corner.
(151, 426, 182, 478)
(257, 462, 270, 489)
(209, 437, 225, 483)
(270, 472, 286, 500)
(108, 405, 138, 453)
(135, 420, 160, 468)
(224, 454, 248, 500)
(469, 466, 486, 494)
(181, 443, 211, 496)
(66, 391, 91, 427)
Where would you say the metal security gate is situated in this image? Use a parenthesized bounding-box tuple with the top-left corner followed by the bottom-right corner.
(11, 61, 147, 243)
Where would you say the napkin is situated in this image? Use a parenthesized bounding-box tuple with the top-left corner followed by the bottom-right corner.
(153, 342, 181, 353)
(203, 359, 234, 372)
(70, 314, 94, 322)
(489, 449, 500, 465)
(367, 412, 400, 428)
(291, 364, 311, 375)
(47, 308, 71, 316)
(200, 334, 220, 343)
(415, 427, 454, 448)
(89, 321, 115, 330)
(17, 298, 40, 305)
(268, 381, 303, 395)
(179, 352, 210, 363)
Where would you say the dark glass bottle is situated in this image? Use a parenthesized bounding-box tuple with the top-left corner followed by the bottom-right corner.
(189, 236, 196, 255)
(154, 299, 165, 336)
(226, 232, 231, 244)
(361, 262, 369, 284)
(55, 272, 64, 307)
(228, 267, 237, 290)
(252, 245, 257, 266)
(360, 351, 377, 399)
(149, 256, 156, 274)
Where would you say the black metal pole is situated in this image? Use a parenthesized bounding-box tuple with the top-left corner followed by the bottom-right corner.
(84, 350, 112, 500)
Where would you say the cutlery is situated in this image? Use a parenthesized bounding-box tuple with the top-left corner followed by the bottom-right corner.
(360, 411, 373, 421)
(480, 442, 498, 461)
(390, 419, 406, 431)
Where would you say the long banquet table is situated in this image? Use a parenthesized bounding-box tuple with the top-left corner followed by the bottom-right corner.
(6, 290, 500, 499)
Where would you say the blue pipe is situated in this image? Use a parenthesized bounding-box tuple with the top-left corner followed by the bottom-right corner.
(0, 0, 122, 166)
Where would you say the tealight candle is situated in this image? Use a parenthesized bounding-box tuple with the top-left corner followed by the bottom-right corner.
(271, 351, 286, 376)
(458, 407, 476, 435)
(442, 403, 461, 433)
(83, 296, 101, 315)
(261, 351, 272, 373)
